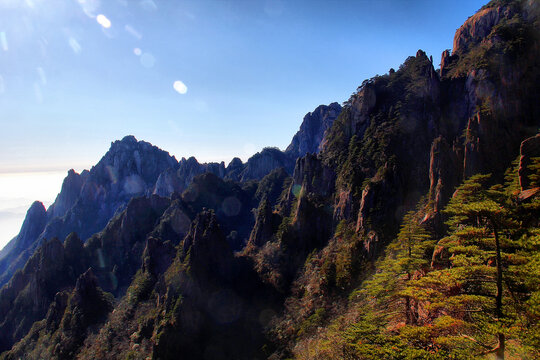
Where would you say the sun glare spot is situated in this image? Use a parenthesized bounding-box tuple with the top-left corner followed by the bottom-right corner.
(133, 47, 142, 56)
(68, 37, 82, 54)
(140, 52, 155, 68)
(36, 67, 46, 85)
(96, 14, 111, 28)
(0, 32, 8, 51)
(0, 75, 5, 94)
(125, 25, 142, 40)
(77, 0, 100, 18)
(173, 80, 188, 94)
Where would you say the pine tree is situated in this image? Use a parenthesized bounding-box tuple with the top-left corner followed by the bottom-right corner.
(363, 209, 434, 326)
(409, 174, 517, 359)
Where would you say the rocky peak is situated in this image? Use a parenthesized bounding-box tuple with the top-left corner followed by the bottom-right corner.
(452, 3, 517, 55)
(239, 147, 295, 181)
(291, 154, 335, 197)
(227, 157, 243, 170)
(286, 102, 342, 158)
(54, 268, 112, 360)
(182, 210, 233, 282)
(91, 135, 177, 192)
(141, 237, 176, 277)
(248, 200, 277, 248)
(17, 201, 47, 247)
(48, 169, 84, 219)
(0, 201, 47, 267)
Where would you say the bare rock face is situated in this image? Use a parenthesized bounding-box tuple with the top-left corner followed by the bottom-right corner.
(85, 195, 171, 295)
(0, 201, 47, 284)
(0, 136, 178, 288)
(239, 148, 295, 182)
(286, 102, 342, 158)
(141, 237, 176, 277)
(453, 4, 516, 54)
(224, 157, 244, 181)
(53, 268, 113, 360)
(0, 238, 76, 353)
(47, 169, 84, 219)
(519, 133, 540, 190)
(248, 200, 279, 248)
(181, 210, 234, 282)
(153, 168, 183, 197)
(333, 189, 353, 223)
(350, 83, 377, 137)
(428, 137, 462, 215)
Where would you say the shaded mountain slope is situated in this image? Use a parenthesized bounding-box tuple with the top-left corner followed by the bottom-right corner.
(1, 0, 540, 359)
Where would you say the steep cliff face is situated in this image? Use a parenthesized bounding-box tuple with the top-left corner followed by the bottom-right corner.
(1, 1, 539, 359)
(1, 98, 338, 289)
(0, 136, 178, 288)
(47, 170, 85, 219)
(0, 202, 47, 284)
(1, 269, 113, 360)
(324, 49, 440, 240)
(0, 236, 85, 353)
(286, 102, 342, 158)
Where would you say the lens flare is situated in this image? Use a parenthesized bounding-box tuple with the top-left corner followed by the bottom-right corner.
(68, 37, 81, 54)
(96, 14, 111, 28)
(140, 52, 155, 68)
(173, 80, 188, 94)
(0, 32, 8, 51)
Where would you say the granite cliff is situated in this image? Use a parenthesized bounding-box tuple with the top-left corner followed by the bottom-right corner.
(1, 0, 539, 359)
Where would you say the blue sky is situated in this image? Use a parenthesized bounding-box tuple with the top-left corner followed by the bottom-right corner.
(0, 0, 490, 248)
(0, 0, 488, 172)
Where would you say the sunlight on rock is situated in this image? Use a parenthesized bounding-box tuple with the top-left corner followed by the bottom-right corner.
(140, 52, 155, 68)
(0, 32, 8, 51)
(68, 37, 82, 54)
(96, 14, 111, 29)
(173, 80, 187, 94)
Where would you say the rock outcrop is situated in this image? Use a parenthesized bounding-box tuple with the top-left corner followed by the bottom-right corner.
(0, 136, 178, 287)
(0, 202, 47, 283)
(452, 3, 517, 55)
(286, 102, 342, 158)
(519, 133, 540, 190)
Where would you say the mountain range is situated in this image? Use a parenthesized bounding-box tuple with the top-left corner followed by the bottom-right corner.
(0, 0, 539, 359)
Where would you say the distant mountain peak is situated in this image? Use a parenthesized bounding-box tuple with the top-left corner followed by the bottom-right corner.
(286, 102, 342, 158)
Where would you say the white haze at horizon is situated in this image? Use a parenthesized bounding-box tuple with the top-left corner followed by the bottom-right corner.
(0, 171, 66, 251)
